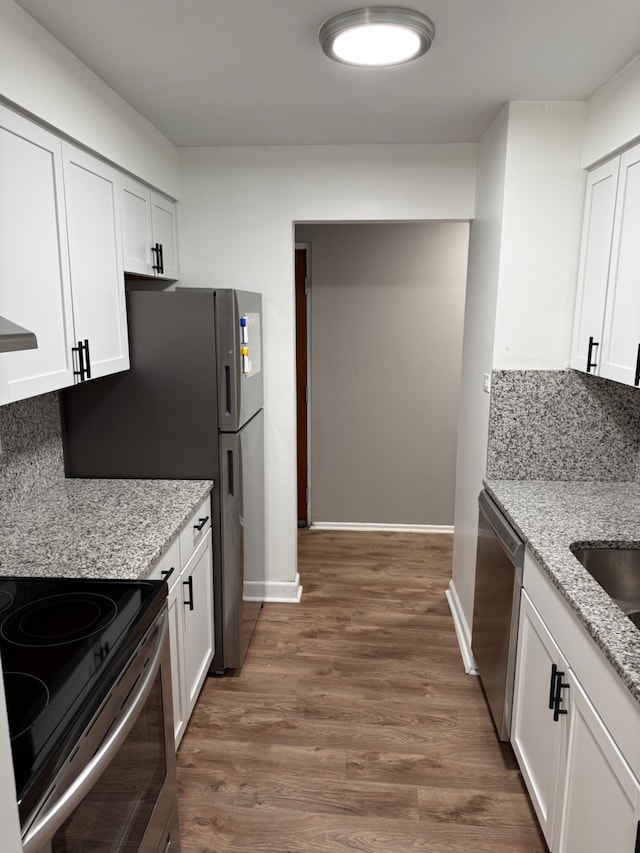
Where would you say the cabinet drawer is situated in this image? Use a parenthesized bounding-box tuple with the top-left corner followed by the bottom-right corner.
(147, 535, 180, 591)
(180, 495, 212, 566)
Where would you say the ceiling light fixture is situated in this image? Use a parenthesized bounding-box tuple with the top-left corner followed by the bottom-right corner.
(319, 6, 435, 67)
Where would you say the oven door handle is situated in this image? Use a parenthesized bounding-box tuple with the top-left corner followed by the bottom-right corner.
(21, 610, 169, 853)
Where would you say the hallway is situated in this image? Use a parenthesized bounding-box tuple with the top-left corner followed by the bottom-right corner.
(176, 530, 546, 852)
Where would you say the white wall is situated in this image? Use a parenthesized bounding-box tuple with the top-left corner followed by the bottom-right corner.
(584, 54, 640, 168)
(451, 101, 587, 643)
(450, 105, 509, 654)
(0, 0, 179, 196)
(177, 143, 477, 599)
(493, 102, 587, 369)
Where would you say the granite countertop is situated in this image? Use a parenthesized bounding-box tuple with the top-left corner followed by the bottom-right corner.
(485, 479, 640, 704)
(0, 478, 213, 581)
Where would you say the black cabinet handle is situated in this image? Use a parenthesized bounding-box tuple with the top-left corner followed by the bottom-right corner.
(72, 340, 85, 381)
(552, 668, 569, 721)
(634, 819, 640, 853)
(586, 335, 599, 373)
(548, 663, 559, 710)
(183, 576, 194, 611)
(634, 344, 640, 387)
(193, 516, 209, 531)
(161, 567, 175, 582)
(151, 242, 164, 274)
(83, 339, 91, 379)
(72, 339, 91, 382)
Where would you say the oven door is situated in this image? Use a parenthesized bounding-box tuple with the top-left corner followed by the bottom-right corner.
(22, 608, 180, 853)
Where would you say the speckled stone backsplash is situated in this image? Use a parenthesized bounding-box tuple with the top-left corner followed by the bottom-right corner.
(0, 392, 64, 508)
(486, 370, 640, 480)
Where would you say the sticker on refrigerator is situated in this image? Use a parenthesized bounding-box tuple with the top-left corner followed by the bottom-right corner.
(240, 313, 261, 376)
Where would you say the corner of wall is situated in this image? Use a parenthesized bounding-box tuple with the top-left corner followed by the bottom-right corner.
(584, 53, 640, 167)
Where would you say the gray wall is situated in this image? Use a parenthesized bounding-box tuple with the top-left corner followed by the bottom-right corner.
(297, 222, 469, 526)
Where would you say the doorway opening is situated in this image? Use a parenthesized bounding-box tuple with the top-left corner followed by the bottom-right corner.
(294, 222, 469, 531)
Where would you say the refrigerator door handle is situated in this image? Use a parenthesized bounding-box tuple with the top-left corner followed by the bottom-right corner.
(224, 365, 233, 417)
(227, 449, 234, 497)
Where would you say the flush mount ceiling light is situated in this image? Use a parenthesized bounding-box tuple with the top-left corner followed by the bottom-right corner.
(319, 6, 435, 67)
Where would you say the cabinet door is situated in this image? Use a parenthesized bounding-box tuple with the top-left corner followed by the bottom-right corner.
(122, 176, 154, 276)
(511, 591, 568, 847)
(0, 106, 75, 403)
(570, 158, 618, 375)
(555, 673, 640, 853)
(62, 144, 129, 380)
(122, 178, 179, 280)
(150, 192, 179, 280)
(167, 579, 187, 748)
(600, 142, 640, 386)
(182, 529, 214, 720)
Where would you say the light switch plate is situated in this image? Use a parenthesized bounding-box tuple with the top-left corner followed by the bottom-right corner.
(482, 373, 491, 394)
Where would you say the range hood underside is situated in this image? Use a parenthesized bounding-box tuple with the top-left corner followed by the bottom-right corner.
(0, 316, 38, 353)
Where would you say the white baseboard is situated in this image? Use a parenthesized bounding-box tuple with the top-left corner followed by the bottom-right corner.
(309, 522, 454, 534)
(445, 579, 478, 675)
(244, 573, 303, 603)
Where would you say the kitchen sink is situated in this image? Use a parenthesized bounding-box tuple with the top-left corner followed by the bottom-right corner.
(571, 546, 640, 626)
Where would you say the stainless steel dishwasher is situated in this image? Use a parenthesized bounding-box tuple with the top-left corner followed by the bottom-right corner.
(472, 489, 524, 741)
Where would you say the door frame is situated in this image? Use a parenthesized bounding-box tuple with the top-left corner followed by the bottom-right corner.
(295, 242, 311, 527)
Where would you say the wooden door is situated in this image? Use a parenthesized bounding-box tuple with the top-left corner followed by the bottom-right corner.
(295, 247, 308, 526)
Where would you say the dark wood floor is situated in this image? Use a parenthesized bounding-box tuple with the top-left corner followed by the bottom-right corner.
(176, 530, 547, 852)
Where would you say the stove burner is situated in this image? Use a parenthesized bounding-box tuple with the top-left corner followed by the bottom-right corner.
(1, 593, 118, 647)
(0, 589, 14, 615)
(3, 672, 49, 740)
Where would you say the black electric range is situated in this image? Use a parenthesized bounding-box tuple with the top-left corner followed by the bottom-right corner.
(0, 575, 167, 826)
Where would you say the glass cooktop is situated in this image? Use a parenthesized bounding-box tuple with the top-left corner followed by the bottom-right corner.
(0, 576, 166, 825)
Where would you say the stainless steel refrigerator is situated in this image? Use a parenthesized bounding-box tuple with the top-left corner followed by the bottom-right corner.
(61, 288, 265, 673)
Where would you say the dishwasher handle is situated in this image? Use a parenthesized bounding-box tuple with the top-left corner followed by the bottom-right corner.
(478, 490, 524, 567)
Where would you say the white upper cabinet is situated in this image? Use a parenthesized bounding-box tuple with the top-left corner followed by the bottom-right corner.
(0, 106, 76, 404)
(0, 102, 182, 406)
(150, 192, 180, 280)
(122, 176, 179, 280)
(600, 144, 640, 385)
(570, 159, 618, 375)
(62, 144, 129, 380)
(571, 141, 640, 387)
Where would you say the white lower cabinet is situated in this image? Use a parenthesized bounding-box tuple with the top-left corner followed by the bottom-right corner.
(149, 498, 214, 748)
(166, 573, 187, 747)
(511, 592, 567, 846)
(557, 675, 640, 853)
(512, 555, 640, 853)
(181, 530, 215, 719)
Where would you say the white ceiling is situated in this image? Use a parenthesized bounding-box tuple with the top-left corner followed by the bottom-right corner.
(14, 0, 640, 147)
